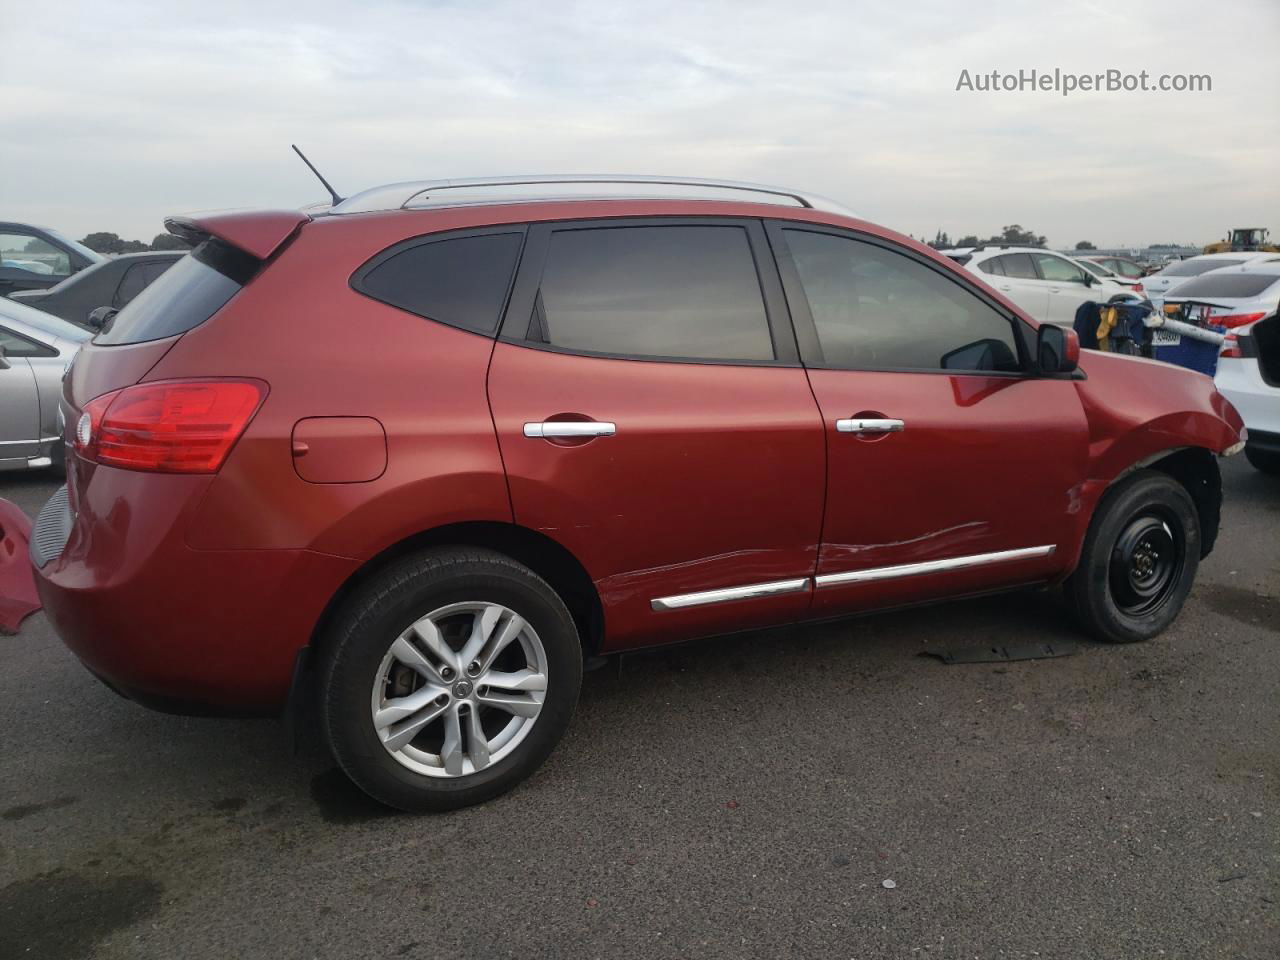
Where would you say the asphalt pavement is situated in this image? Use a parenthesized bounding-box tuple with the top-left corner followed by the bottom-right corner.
(1, 459, 1276, 959)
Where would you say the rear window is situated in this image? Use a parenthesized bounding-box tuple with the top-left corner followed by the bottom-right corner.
(1167, 273, 1280, 299)
(1161, 258, 1244, 278)
(96, 240, 254, 345)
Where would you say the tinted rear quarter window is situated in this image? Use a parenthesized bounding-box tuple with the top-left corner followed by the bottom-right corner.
(533, 225, 774, 362)
(96, 240, 254, 345)
(356, 232, 524, 334)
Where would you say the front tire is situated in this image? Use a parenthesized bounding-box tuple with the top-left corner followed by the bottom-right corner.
(1064, 471, 1200, 644)
(319, 547, 583, 812)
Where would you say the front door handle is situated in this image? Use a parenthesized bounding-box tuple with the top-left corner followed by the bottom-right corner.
(835, 418, 904, 434)
(524, 421, 616, 439)
(998, 284, 1012, 292)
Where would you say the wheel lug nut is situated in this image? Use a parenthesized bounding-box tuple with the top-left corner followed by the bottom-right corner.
(441, 667, 455, 680)
(435, 693, 449, 706)
(467, 661, 481, 676)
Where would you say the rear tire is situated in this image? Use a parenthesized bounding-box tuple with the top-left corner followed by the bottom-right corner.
(1245, 445, 1280, 475)
(1064, 471, 1199, 644)
(319, 547, 582, 812)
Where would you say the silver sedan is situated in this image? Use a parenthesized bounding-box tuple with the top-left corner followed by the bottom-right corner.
(0, 299, 88, 472)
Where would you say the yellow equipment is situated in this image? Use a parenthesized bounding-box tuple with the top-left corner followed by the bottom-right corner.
(1203, 228, 1280, 254)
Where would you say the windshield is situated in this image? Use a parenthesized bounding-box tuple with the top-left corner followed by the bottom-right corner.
(41, 227, 106, 264)
(1162, 257, 1244, 278)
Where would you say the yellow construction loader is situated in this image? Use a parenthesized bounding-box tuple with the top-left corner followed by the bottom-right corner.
(1203, 228, 1280, 254)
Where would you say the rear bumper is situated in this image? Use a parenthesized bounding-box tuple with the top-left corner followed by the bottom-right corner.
(1246, 428, 1280, 457)
(31, 471, 359, 714)
(1216, 357, 1280, 436)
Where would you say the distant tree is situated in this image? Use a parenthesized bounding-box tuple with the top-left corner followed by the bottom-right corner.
(82, 231, 125, 254)
(150, 233, 191, 251)
(954, 234, 982, 248)
(119, 240, 149, 253)
(1074, 240, 1096, 251)
(23, 238, 48, 252)
(993, 224, 1046, 247)
(928, 230, 952, 250)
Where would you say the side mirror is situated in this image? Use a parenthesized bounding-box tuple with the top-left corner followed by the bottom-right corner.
(0, 344, 9, 370)
(1037, 325, 1079, 374)
(86, 305, 117, 332)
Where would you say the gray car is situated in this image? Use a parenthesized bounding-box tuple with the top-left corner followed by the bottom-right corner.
(8, 251, 184, 327)
(0, 299, 89, 471)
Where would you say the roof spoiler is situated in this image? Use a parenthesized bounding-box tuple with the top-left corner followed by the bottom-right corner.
(164, 209, 310, 261)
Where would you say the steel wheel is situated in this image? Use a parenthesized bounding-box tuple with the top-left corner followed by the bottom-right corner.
(370, 601, 548, 778)
(1107, 510, 1185, 617)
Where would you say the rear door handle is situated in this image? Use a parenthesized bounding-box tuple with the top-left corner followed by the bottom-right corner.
(998, 284, 1012, 292)
(524, 421, 616, 438)
(836, 418, 904, 434)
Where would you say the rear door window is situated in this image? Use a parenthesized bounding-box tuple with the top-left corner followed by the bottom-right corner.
(997, 253, 1038, 279)
(96, 240, 255, 345)
(114, 263, 150, 306)
(530, 224, 775, 362)
(978, 257, 1006, 276)
(354, 231, 525, 335)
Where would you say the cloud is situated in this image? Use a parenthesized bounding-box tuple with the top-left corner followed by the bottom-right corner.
(1, 0, 1276, 247)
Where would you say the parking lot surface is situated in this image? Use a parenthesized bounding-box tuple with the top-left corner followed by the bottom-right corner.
(1, 460, 1276, 960)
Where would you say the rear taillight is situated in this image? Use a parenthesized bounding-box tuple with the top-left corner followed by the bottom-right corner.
(1219, 333, 1242, 358)
(75, 379, 267, 473)
(1212, 311, 1266, 329)
(1133, 282, 1144, 295)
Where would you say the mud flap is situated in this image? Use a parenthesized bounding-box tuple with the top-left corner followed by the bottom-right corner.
(0, 499, 41, 634)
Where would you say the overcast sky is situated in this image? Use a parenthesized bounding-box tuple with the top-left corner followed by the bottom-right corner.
(1, 0, 1276, 249)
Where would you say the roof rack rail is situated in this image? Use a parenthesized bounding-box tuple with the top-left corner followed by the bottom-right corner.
(324, 175, 855, 217)
(969, 243, 1048, 252)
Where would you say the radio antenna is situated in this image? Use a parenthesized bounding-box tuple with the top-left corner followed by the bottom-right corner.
(291, 144, 344, 206)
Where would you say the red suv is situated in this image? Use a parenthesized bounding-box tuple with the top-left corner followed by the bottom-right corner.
(29, 176, 1245, 811)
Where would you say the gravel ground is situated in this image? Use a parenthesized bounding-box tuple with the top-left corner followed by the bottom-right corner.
(0, 459, 1276, 960)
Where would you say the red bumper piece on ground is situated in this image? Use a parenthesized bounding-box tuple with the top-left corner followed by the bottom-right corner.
(0, 499, 41, 634)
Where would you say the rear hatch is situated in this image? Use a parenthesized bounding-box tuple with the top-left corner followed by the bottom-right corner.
(1246, 313, 1280, 387)
(63, 210, 307, 415)
(60, 210, 307, 506)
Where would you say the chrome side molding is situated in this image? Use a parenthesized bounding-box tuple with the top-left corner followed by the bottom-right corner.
(814, 545, 1056, 588)
(651, 578, 810, 611)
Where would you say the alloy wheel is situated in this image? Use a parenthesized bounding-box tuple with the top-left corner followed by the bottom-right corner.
(370, 602, 548, 778)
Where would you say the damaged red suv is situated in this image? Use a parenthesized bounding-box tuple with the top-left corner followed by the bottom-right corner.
(30, 176, 1245, 811)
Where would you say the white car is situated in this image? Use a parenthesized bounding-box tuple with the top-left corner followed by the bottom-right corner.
(944, 246, 1131, 326)
(1215, 307, 1280, 475)
(1163, 260, 1280, 331)
(1137, 252, 1280, 304)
